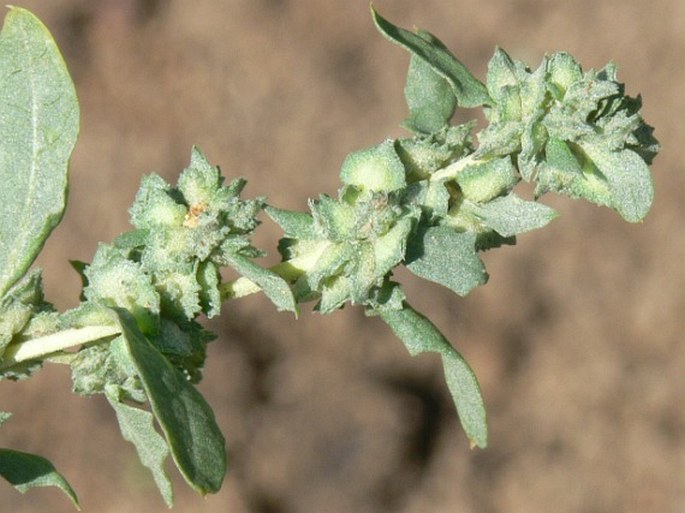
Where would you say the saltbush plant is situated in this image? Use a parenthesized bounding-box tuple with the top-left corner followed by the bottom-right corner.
(0, 6, 658, 509)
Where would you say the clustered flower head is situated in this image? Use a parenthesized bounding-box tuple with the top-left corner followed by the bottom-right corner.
(81, 148, 265, 382)
(477, 48, 659, 221)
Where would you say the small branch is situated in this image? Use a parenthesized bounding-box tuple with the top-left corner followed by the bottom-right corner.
(0, 325, 121, 369)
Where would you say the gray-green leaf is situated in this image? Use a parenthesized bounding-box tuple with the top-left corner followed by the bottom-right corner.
(403, 40, 457, 133)
(474, 194, 558, 237)
(580, 143, 653, 223)
(0, 7, 79, 296)
(405, 226, 487, 296)
(379, 303, 487, 448)
(371, 7, 490, 108)
(0, 448, 79, 509)
(222, 252, 297, 313)
(106, 385, 173, 507)
(113, 309, 226, 496)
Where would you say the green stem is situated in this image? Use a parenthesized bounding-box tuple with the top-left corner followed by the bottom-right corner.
(0, 325, 121, 369)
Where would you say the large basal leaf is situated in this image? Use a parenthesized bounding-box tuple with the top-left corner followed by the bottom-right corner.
(372, 7, 490, 108)
(112, 309, 226, 496)
(379, 303, 487, 448)
(0, 448, 79, 509)
(0, 7, 79, 296)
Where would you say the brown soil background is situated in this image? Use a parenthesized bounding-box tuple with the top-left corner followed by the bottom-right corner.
(1, 1, 683, 512)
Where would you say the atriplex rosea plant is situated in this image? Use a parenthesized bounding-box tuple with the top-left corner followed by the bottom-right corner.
(0, 5, 659, 509)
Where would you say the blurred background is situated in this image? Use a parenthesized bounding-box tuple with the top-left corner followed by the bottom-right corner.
(1, 1, 683, 512)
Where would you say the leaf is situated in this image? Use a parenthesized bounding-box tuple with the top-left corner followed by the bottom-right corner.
(105, 385, 174, 507)
(379, 303, 487, 448)
(372, 7, 490, 108)
(113, 309, 226, 496)
(580, 143, 653, 222)
(405, 225, 487, 296)
(474, 194, 558, 237)
(222, 252, 297, 313)
(0, 7, 79, 297)
(403, 36, 457, 133)
(0, 448, 79, 509)
(265, 206, 316, 239)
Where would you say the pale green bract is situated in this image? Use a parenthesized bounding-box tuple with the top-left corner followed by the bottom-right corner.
(0, 4, 659, 509)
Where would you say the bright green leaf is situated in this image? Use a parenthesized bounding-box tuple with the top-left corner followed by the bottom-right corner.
(0, 448, 79, 509)
(0, 7, 79, 297)
(379, 303, 487, 448)
(113, 309, 226, 496)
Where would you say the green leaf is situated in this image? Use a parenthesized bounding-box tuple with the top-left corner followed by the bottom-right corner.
(372, 7, 490, 108)
(222, 252, 297, 313)
(403, 36, 457, 133)
(0, 448, 79, 509)
(105, 385, 173, 507)
(406, 225, 487, 296)
(580, 143, 653, 222)
(113, 309, 226, 496)
(379, 303, 487, 448)
(0, 7, 79, 297)
(474, 194, 558, 237)
(265, 207, 316, 239)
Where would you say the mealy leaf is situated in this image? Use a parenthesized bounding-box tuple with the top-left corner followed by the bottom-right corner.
(372, 7, 490, 108)
(580, 143, 653, 222)
(405, 225, 487, 296)
(0, 448, 79, 509)
(265, 207, 316, 239)
(473, 194, 558, 237)
(221, 252, 297, 313)
(379, 303, 487, 448)
(403, 34, 457, 134)
(113, 309, 226, 496)
(0, 7, 79, 297)
(105, 385, 173, 507)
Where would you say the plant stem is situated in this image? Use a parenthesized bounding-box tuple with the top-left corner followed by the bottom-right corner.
(0, 325, 121, 369)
